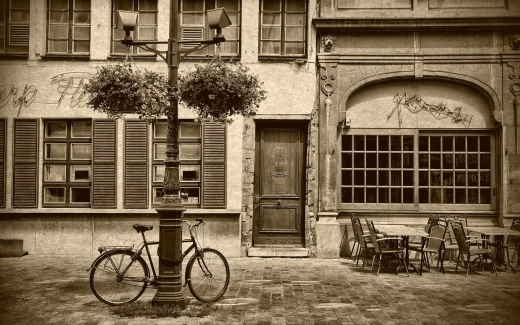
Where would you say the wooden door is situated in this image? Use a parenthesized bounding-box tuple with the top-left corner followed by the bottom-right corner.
(253, 122, 306, 247)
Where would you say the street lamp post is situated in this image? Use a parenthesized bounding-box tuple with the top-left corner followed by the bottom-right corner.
(117, 1, 231, 307)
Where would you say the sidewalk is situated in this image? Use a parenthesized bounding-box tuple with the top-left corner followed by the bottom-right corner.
(0, 255, 519, 325)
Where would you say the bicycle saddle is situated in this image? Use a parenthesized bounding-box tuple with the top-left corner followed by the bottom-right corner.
(133, 224, 153, 233)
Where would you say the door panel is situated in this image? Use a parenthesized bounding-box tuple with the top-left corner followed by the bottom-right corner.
(253, 123, 306, 247)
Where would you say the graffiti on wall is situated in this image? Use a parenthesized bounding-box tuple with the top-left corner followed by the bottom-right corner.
(0, 72, 91, 112)
(388, 92, 473, 128)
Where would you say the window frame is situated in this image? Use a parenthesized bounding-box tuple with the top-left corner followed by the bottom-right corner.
(42, 119, 92, 208)
(46, 0, 91, 56)
(111, 0, 158, 56)
(152, 120, 202, 207)
(0, 0, 30, 56)
(338, 129, 496, 213)
(179, 0, 241, 58)
(259, 0, 307, 59)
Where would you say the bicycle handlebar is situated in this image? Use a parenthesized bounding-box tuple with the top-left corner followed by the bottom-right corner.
(182, 218, 204, 236)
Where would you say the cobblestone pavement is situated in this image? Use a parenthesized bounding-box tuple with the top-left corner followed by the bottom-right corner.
(0, 255, 519, 325)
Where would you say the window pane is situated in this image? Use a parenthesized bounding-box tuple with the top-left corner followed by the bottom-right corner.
(286, 0, 305, 11)
(73, 40, 89, 52)
(262, 27, 281, 40)
(11, 10, 30, 23)
(46, 143, 67, 160)
(443, 171, 453, 186)
(342, 153, 352, 168)
(443, 136, 453, 151)
(455, 172, 465, 186)
(50, 11, 68, 23)
(261, 41, 280, 54)
(75, 0, 91, 10)
(44, 187, 65, 203)
(46, 121, 67, 137)
(481, 154, 490, 169)
(181, 13, 204, 25)
(430, 136, 440, 151)
(403, 153, 413, 168)
(354, 188, 364, 203)
(138, 27, 156, 40)
(285, 27, 304, 41)
(467, 153, 478, 169)
(419, 188, 428, 203)
(71, 187, 91, 203)
(419, 153, 428, 168)
(341, 170, 352, 185)
(341, 188, 352, 203)
(430, 153, 440, 169)
(0, 39, 5, 53)
(138, 12, 156, 25)
(74, 12, 90, 24)
(262, 13, 281, 25)
(155, 122, 167, 138)
(218, 0, 238, 11)
(468, 172, 478, 186)
(379, 170, 389, 186)
(419, 171, 428, 186)
(403, 188, 413, 203)
(222, 26, 239, 40)
(403, 171, 413, 186)
(342, 135, 352, 151)
(430, 171, 440, 186)
(71, 121, 91, 137)
(391, 136, 400, 151)
(50, 0, 68, 10)
(467, 136, 478, 152)
(379, 188, 389, 203)
(366, 170, 377, 185)
(419, 136, 428, 151)
(468, 189, 478, 204)
(155, 143, 167, 160)
(480, 172, 490, 186)
(49, 25, 68, 39)
(263, 0, 281, 11)
(182, 0, 203, 11)
(366, 153, 376, 168)
(44, 165, 66, 181)
(366, 188, 376, 203)
(403, 136, 413, 151)
(219, 41, 238, 55)
(430, 188, 441, 203)
(480, 189, 490, 204)
(391, 171, 401, 186)
(139, 0, 157, 10)
(354, 170, 364, 185)
(71, 143, 91, 160)
(154, 165, 165, 182)
(354, 153, 364, 168)
(286, 13, 304, 26)
(480, 136, 491, 152)
(153, 187, 163, 204)
(455, 153, 465, 169)
(285, 42, 304, 55)
(455, 136, 465, 151)
(443, 153, 453, 169)
(180, 144, 201, 160)
(391, 188, 401, 203)
(180, 123, 200, 138)
(391, 153, 401, 168)
(180, 165, 200, 182)
(443, 189, 453, 204)
(378, 153, 388, 168)
(71, 165, 91, 181)
(456, 189, 466, 204)
(13, 0, 30, 9)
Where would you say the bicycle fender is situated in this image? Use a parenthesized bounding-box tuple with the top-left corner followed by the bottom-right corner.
(86, 249, 134, 272)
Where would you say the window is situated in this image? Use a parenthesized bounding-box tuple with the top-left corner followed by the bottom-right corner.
(47, 0, 91, 54)
(179, 0, 240, 57)
(340, 131, 494, 211)
(260, 0, 306, 57)
(112, 0, 157, 55)
(152, 121, 202, 207)
(43, 120, 92, 206)
(0, 0, 30, 55)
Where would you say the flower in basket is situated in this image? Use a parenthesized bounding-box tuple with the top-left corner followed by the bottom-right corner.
(178, 58, 267, 124)
(84, 62, 171, 120)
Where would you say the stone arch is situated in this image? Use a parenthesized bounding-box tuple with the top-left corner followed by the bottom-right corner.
(336, 71, 502, 126)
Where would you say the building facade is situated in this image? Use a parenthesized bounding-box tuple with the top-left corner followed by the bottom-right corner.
(1, 0, 519, 259)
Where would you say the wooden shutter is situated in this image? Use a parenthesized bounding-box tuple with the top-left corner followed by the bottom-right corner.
(124, 120, 148, 208)
(12, 119, 38, 208)
(0, 119, 5, 208)
(202, 122, 226, 208)
(92, 120, 117, 208)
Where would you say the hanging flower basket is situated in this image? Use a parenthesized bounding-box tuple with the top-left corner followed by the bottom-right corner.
(84, 62, 171, 120)
(178, 57, 267, 124)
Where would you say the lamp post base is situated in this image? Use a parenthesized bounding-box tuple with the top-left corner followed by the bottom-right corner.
(152, 206, 187, 308)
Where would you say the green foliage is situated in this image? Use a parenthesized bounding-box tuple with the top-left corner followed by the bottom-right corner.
(178, 58, 267, 124)
(84, 62, 171, 120)
(110, 301, 218, 318)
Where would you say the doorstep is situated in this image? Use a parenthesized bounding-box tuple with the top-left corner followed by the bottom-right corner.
(247, 247, 309, 257)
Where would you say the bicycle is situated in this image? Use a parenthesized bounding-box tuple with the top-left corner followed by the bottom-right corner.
(87, 218, 230, 306)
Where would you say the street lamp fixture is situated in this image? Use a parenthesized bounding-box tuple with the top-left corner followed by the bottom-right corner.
(116, 3, 230, 307)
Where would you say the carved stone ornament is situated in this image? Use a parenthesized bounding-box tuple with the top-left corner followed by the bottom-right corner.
(321, 35, 336, 52)
(510, 35, 520, 51)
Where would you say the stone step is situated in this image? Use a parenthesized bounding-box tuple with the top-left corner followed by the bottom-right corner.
(247, 247, 309, 257)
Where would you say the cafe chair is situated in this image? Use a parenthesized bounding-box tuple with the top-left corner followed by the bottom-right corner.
(408, 214, 442, 253)
(366, 219, 409, 276)
(352, 215, 374, 268)
(445, 214, 482, 247)
(452, 221, 498, 277)
(409, 224, 446, 275)
(349, 213, 360, 258)
(504, 217, 520, 273)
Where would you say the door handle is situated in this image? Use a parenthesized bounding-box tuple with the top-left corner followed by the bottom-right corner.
(277, 199, 282, 205)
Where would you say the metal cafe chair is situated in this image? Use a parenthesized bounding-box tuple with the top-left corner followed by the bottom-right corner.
(409, 223, 447, 275)
(349, 212, 360, 258)
(352, 215, 374, 268)
(452, 221, 498, 277)
(365, 219, 409, 276)
(504, 217, 520, 273)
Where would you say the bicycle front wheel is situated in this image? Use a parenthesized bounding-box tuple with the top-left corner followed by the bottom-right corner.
(186, 248, 230, 302)
(89, 250, 149, 306)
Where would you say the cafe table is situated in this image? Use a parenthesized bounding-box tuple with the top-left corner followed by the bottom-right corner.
(464, 226, 520, 271)
(374, 224, 429, 274)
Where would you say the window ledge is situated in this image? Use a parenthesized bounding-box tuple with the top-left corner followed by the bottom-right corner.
(0, 54, 29, 60)
(258, 56, 307, 63)
(181, 55, 241, 62)
(108, 55, 157, 62)
(41, 54, 90, 61)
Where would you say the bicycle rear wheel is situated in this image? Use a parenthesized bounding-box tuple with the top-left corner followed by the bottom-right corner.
(186, 248, 230, 303)
(89, 250, 149, 306)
